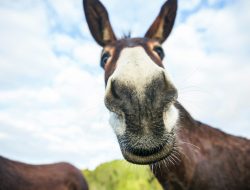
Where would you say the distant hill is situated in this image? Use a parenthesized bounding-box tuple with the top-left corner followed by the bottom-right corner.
(82, 160, 163, 190)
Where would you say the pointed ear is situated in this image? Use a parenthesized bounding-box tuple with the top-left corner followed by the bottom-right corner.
(83, 0, 116, 46)
(145, 0, 177, 44)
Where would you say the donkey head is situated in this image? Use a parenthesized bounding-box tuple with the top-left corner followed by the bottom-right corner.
(84, 0, 179, 164)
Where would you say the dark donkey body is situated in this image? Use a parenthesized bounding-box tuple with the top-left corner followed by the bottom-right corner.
(153, 104, 250, 190)
(0, 156, 88, 190)
(83, 0, 250, 189)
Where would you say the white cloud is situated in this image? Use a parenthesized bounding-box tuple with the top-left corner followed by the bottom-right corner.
(0, 2, 62, 88)
(179, 0, 201, 10)
(72, 42, 102, 67)
(47, 0, 83, 31)
(0, 132, 9, 139)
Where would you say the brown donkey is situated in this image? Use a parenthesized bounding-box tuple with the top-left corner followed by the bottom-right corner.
(0, 156, 88, 190)
(83, 0, 250, 189)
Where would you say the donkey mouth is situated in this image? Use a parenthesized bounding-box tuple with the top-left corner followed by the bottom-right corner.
(119, 139, 175, 165)
(128, 142, 166, 157)
(109, 103, 179, 165)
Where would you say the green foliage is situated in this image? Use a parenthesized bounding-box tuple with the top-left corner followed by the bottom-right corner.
(82, 160, 163, 190)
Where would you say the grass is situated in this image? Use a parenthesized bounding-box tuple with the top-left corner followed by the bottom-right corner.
(82, 160, 163, 190)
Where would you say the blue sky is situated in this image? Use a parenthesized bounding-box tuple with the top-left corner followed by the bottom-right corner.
(0, 0, 249, 169)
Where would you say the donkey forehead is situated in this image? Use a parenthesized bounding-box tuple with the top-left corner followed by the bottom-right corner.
(103, 38, 159, 54)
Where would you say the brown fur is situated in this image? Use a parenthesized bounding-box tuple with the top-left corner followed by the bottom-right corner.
(83, 0, 116, 46)
(151, 103, 250, 190)
(145, 0, 177, 43)
(0, 156, 88, 190)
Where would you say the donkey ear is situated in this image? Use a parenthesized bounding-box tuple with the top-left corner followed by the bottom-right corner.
(83, 0, 116, 46)
(145, 0, 177, 43)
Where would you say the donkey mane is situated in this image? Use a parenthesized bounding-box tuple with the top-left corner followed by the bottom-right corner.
(121, 32, 132, 39)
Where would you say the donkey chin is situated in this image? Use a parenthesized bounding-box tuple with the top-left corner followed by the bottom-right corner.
(105, 78, 179, 165)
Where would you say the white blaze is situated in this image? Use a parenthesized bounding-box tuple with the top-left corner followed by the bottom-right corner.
(110, 47, 164, 96)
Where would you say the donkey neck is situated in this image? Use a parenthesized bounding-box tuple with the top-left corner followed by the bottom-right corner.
(153, 102, 250, 190)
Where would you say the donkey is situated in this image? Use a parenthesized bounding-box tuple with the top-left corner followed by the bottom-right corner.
(0, 156, 88, 190)
(83, 0, 250, 189)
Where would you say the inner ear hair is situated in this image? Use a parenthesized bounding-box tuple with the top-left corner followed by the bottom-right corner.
(145, 0, 177, 43)
(83, 0, 116, 46)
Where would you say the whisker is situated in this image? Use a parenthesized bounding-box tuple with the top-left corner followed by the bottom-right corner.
(167, 156, 175, 167)
(171, 152, 181, 163)
(163, 159, 168, 170)
(175, 146, 191, 163)
(178, 141, 200, 151)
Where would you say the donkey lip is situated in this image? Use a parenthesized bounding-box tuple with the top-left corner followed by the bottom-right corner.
(120, 141, 174, 165)
(126, 142, 166, 157)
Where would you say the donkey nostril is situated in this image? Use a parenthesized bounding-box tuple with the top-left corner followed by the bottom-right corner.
(111, 80, 120, 99)
(104, 79, 123, 113)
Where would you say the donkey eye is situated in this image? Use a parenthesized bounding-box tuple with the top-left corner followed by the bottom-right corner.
(153, 46, 165, 60)
(100, 52, 110, 68)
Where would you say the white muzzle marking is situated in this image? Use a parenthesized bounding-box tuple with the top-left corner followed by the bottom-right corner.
(106, 46, 179, 135)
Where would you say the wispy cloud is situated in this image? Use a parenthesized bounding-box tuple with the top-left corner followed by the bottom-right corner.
(0, 0, 249, 169)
